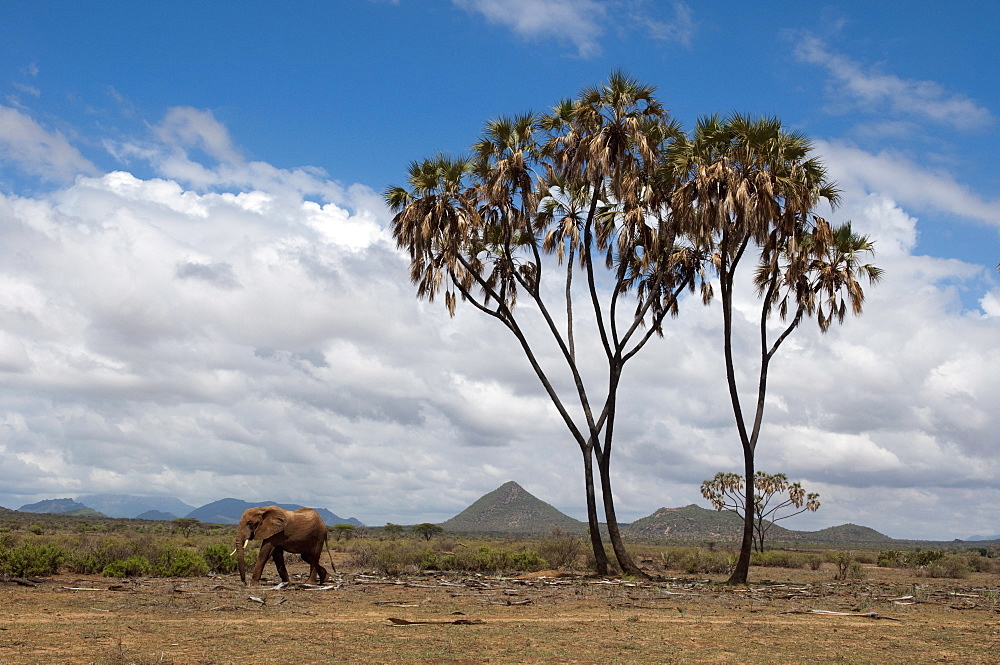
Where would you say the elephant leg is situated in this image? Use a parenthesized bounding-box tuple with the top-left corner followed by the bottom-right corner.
(271, 546, 290, 583)
(251, 542, 275, 584)
(300, 553, 327, 584)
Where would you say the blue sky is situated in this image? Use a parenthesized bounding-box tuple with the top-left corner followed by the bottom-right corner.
(0, 1, 997, 540)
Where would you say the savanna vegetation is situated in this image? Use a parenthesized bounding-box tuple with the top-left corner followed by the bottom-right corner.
(2, 513, 997, 582)
(3, 515, 999, 665)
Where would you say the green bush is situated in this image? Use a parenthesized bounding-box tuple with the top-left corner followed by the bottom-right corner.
(852, 551, 877, 565)
(62, 534, 164, 574)
(877, 550, 903, 567)
(831, 552, 854, 580)
(67, 552, 103, 574)
(0, 542, 65, 576)
(907, 550, 945, 567)
(202, 544, 238, 574)
(102, 555, 152, 578)
(921, 555, 970, 579)
(347, 540, 547, 575)
(659, 547, 734, 575)
(154, 549, 209, 577)
(751, 550, 817, 569)
(963, 552, 996, 573)
(511, 549, 547, 571)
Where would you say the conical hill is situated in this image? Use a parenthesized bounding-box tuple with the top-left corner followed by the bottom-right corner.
(440, 481, 586, 535)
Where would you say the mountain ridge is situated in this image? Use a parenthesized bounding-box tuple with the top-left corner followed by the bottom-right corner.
(9, 486, 995, 545)
(77, 494, 196, 519)
(13, 495, 364, 527)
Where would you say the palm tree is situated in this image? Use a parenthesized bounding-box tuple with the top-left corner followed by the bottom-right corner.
(386, 73, 700, 577)
(669, 114, 882, 584)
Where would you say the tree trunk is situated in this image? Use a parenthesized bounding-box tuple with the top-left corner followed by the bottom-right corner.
(596, 452, 647, 578)
(728, 453, 755, 584)
(582, 448, 609, 574)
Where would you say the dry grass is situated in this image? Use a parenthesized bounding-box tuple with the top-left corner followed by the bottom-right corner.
(2, 557, 998, 664)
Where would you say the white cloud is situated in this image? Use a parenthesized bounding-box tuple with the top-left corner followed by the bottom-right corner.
(981, 290, 1000, 317)
(453, 0, 607, 57)
(0, 106, 99, 182)
(154, 107, 242, 164)
(633, 1, 694, 47)
(452, 0, 695, 56)
(815, 139, 1000, 230)
(795, 34, 994, 130)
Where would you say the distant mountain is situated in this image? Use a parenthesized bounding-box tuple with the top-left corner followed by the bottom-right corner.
(185, 498, 363, 526)
(77, 494, 195, 519)
(622, 506, 894, 545)
(624, 504, 741, 541)
(440, 481, 586, 535)
(799, 523, 893, 544)
(622, 504, 795, 542)
(19, 498, 106, 517)
(967, 534, 1000, 542)
(136, 509, 178, 521)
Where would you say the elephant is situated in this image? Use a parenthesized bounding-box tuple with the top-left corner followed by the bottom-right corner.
(235, 506, 335, 586)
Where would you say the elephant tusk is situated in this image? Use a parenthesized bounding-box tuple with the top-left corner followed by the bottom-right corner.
(230, 548, 238, 557)
(243, 539, 250, 550)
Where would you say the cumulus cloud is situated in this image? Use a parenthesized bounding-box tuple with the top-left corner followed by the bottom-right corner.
(794, 34, 995, 130)
(815, 139, 1000, 230)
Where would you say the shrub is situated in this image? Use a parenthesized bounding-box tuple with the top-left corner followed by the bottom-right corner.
(348, 541, 380, 571)
(832, 552, 854, 580)
(906, 550, 945, 567)
(751, 550, 815, 569)
(102, 555, 152, 578)
(659, 547, 735, 575)
(852, 551, 877, 565)
(154, 549, 209, 577)
(0, 542, 65, 576)
(963, 552, 995, 573)
(921, 555, 970, 579)
(846, 562, 867, 580)
(67, 552, 103, 574)
(537, 529, 584, 569)
(511, 549, 546, 571)
(877, 550, 903, 568)
(202, 544, 237, 574)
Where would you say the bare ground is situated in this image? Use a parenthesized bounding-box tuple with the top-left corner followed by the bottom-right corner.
(2, 561, 998, 664)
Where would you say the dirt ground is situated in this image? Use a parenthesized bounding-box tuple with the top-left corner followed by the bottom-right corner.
(2, 559, 998, 665)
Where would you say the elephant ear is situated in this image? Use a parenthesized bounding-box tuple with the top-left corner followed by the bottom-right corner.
(255, 508, 286, 540)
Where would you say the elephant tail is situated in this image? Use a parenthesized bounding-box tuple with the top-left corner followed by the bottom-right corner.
(324, 532, 337, 575)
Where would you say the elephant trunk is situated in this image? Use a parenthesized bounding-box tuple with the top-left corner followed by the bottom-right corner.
(236, 525, 251, 585)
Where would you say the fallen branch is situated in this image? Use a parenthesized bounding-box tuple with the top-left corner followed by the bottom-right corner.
(386, 617, 486, 626)
(808, 610, 904, 621)
(4, 578, 37, 587)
